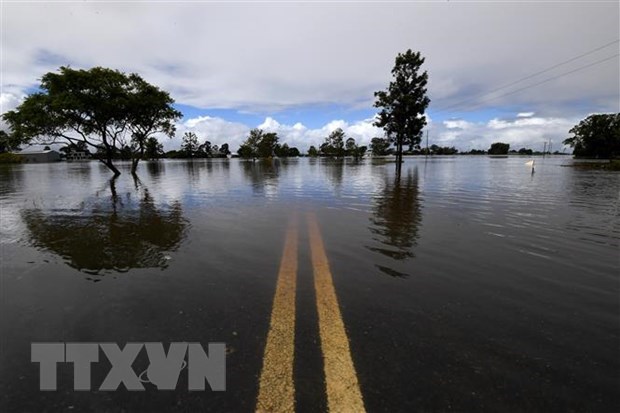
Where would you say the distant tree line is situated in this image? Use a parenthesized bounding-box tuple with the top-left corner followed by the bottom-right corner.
(164, 132, 231, 159)
(305, 129, 367, 159)
(511, 148, 533, 155)
(237, 128, 300, 159)
(315, 128, 366, 159)
(3, 62, 616, 176)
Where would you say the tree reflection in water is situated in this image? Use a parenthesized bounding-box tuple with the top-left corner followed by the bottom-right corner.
(21, 178, 188, 278)
(368, 168, 422, 277)
(241, 158, 281, 196)
(145, 160, 166, 179)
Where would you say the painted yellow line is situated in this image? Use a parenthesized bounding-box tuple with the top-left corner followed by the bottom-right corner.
(307, 212, 366, 413)
(256, 217, 298, 413)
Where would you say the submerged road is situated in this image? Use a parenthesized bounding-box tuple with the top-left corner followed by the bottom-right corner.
(257, 213, 365, 412)
(1, 159, 618, 412)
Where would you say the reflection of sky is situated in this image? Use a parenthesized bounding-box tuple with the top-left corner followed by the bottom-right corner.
(0, 159, 385, 244)
(2, 157, 618, 251)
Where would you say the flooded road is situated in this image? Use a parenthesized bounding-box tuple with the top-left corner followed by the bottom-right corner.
(1, 156, 618, 412)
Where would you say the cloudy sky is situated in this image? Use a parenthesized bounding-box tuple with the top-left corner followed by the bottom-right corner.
(2, 0, 618, 153)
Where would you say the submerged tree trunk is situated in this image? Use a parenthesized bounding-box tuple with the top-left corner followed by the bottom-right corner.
(395, 136, 403, 177)
(97, 131, 122, 176)
(99, 144, 121, 176)
(130, 142, 146, 175)
(131, 158, 140, 175)
(131, 173, 142, 190)
(109, 176, 119, 209)
(100, 158, 121, 176)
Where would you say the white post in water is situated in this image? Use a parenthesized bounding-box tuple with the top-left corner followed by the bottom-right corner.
(525, 160, 535, 174)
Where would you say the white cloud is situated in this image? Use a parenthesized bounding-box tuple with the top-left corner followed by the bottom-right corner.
(487, 116, 562, 130)
(2, 2, 617, 152)
(258, 117, 282, 131)
(171, 116, 250, 152)
(0, 93, 24, 131)
(2, 2, 617, 116)
(0, 93, 21, 112)
(432, 115, 577, 151)
(443, 119, 473, 129)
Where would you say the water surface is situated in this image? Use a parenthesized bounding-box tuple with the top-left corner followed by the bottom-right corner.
(1, 156, 618, 412)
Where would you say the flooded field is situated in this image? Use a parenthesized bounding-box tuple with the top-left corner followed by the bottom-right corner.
(1, 156, 618, 412)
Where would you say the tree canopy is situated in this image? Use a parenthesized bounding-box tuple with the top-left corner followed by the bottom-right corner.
(145, 137, 164, 160)
(0, 130, 22, 153)
(370, 137, 391, 156)
(238, 129, 281, 159)
(2, 66, 181, 175)
(374, 50, 430, 172)
(563, 113, 620, 160)
(124, 73, 181, 173)
(307, 145, 319, 157)
(320, 128, 346, 157)
(180, 132, 200, 158)
(488, 142, 510, 155)
(428, 145, 458, 155)
(345, 137, 367, 160)
(274, 142, 301, 157)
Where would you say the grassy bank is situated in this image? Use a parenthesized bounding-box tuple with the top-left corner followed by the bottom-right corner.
(0, 153, 24, 164)
(566, 160, 620, 171)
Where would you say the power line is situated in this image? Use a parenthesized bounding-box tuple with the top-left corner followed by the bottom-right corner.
(455, 54, 619, 112)
(433, 39, 619, 114)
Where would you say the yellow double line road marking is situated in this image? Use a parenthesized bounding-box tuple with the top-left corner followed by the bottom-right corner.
(307, 213, 366, 413)
(256, 217, 298, 413)
(256, 213, 365, 413)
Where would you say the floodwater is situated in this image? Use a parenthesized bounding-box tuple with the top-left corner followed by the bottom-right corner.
(0, 156, 618, 412)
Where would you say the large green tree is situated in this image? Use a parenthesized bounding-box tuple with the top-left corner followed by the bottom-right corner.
(563, 113, 620, 160)
(370, 137, 391, 156)
(144, 137, 164, 160)
(488, 142, 510, 155)
(320, 128, 346, 157)
(181, 132, 200, 158)
(307, 145, 319, 157)
(219, 143, 231, 156)
(197, 139, 212, 158)
(374, 50, 430, 172)
(238, 128, 263, 159)
(257, 132, 279, 158)
(2, 66, 180, 176)
(345, 137, 367, 160)
(238, 129, 279, 159)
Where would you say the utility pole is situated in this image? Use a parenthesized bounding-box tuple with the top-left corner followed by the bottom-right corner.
(543, 142, 547, 158)
(425, 130, 429, 158)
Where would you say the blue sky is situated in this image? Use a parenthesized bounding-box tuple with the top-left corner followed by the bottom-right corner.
(174, 104, 378, 130)
(2, 1, 618, 152)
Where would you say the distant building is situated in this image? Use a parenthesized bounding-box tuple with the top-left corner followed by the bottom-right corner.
(65, 150, 90, 161)
(17, 150, 61, 163)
